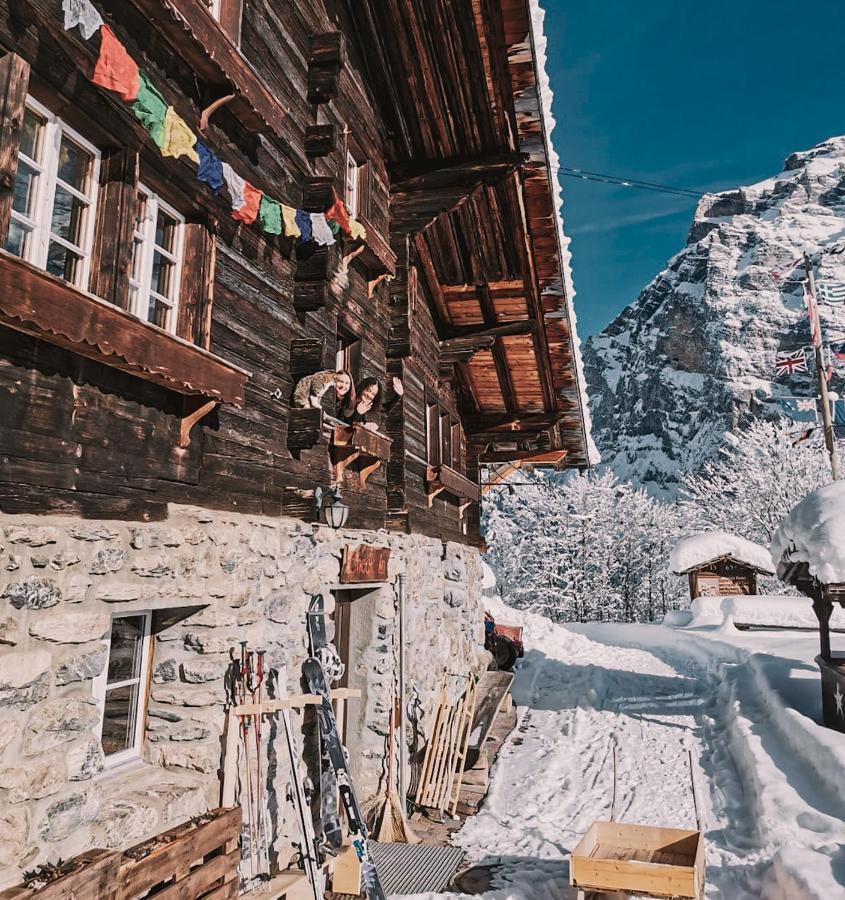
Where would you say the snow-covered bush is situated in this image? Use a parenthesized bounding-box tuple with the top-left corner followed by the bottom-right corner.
(482, 470, 687, 623)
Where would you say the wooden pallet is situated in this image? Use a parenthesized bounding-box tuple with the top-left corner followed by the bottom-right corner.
(0, 850, 120, 900)
(570, 821, 704, 899)
(117, 807, 241, 900)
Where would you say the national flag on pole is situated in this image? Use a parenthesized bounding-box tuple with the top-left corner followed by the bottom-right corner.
(775, 349, 809, 376)
(804, 284, 823, 348)
(816, 281, 845, 304)
(778, 397, 818, 423)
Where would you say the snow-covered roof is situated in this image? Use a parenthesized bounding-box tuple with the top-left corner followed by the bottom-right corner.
(669, 531, 775, 575)
(528, 0, 599, 466)
(771, 481, 845, 584)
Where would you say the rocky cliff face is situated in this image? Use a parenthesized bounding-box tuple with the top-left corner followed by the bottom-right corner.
(584, 137, 845, 495)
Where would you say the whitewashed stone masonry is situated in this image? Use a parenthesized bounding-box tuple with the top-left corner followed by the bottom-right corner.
(0, 504, 488, 887)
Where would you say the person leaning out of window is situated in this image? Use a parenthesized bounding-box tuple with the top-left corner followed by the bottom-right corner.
(341, 376, 404, 432)
(292, 369, 356, 420)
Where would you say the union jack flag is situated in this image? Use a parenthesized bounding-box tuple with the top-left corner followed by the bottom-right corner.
(775, 349, 808, 376)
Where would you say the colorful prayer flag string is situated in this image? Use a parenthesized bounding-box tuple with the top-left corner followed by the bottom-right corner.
(62, 0, 369, 248)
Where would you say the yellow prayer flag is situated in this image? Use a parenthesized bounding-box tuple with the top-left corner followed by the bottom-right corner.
(349, 218, 367, 241)
(161, 107, 199, 164)
(282, 205, 301, 238)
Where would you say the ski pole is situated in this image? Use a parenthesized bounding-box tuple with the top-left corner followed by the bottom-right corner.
(253, 650, 269, 876)
(240, 643, 258, 881)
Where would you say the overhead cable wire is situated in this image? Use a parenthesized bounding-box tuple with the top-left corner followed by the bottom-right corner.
(548, 164, 708, 199)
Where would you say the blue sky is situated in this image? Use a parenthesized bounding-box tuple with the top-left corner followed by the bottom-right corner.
(543, 0, 845, 337)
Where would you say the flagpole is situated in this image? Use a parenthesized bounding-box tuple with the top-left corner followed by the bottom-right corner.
(804, 252, 838, 480)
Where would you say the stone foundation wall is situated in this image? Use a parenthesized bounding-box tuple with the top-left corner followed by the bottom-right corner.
(0, 505, 488, 888)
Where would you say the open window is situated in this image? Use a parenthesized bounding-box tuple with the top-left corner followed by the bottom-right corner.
(5, 96, 100, 291)
(336, 328, 362, 381)
(129, 186, 185, 334)
(93, 612, 153, 769)
(424, 396, 477, 510)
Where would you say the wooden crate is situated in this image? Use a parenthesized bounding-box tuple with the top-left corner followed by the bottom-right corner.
(0, 850, 120, 900)
(570, 821, 704, 899)
(117, 807, 241, 900)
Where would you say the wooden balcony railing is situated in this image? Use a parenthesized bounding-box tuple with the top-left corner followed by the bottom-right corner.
(331, 423, 392, 488)
(0, 252, 249, 447)
(426, 464, 480, 512)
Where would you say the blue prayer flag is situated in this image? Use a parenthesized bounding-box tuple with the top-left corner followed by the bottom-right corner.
(196, 140, 224, 193)
(295, 209, 312, 242)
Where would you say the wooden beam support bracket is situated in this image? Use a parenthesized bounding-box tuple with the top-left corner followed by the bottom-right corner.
(179, 398, 217, 448)
(198, 92, 236, 131)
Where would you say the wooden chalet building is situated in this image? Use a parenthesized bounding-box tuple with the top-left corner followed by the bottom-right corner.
(0, 0, 590, 888)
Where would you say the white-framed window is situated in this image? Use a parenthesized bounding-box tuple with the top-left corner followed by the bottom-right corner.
(5, 96, 100, 291)
(128, 185, 184, 333)
(206, 0, 222, 19)
(345, 150, 359, 220)
(93, 612, 153, 769)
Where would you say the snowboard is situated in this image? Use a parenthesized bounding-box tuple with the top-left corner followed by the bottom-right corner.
(302, 656, 386, 900)
(304, 595, 385, 900)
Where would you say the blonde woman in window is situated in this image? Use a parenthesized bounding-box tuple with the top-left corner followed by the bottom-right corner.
(292, 369, 356, 419)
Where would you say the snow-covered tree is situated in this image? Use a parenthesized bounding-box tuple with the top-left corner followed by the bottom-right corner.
(482, 470, 687, 623)
(680, 419, 832, 544)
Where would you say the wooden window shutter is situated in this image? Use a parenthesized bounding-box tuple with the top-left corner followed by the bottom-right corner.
(89, 148, 138, 308)
(218, 0, 244, 47)
(0, 53, 31, 248)
(177, 222, 216, 349)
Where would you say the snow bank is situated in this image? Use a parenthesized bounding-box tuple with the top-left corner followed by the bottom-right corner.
(688, 594, 728, 626)
(771, 481, 845, 583)
(662, 608, 693, 627)
(723, 594, 845, 629)
(669, 530, 774, 574)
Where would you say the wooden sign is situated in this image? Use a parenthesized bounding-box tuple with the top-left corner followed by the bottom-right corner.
(340, 545, 390, 584)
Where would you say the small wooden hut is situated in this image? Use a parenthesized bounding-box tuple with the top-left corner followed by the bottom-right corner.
(670, 532, 775, 602)
(773, 482, 845, 733)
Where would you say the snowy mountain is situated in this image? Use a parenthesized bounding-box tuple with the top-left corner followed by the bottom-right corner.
(583, 137, 845, 495)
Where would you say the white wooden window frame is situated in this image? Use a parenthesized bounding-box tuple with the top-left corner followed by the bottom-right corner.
(345, 150, 359, 220)
(8, 96, 100, 291)
(129, 184, 185, 335)
(206, 0, 222, 20)
(93, 611, 153, 770)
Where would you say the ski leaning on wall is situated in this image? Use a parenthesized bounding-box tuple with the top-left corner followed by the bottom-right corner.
(304, 594, 387, 900)
(273, 668, 326, 900)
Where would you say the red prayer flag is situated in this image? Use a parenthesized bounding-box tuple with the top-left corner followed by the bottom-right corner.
(92, 26, 140, 102)
(231, 182, 262, 224)
(325, 195, 351, 234)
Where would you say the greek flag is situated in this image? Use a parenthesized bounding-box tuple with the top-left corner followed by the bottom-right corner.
(817, 281, 845, 304)
(778, 397, 818, 423)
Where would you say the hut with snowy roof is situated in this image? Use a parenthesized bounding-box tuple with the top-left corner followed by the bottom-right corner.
(773, 481, 845, 732)
(670, 532, 775, 602)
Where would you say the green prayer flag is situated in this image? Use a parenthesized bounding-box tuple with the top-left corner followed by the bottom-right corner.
(258, 195, 282, 235)
(131, 72, 167, 148)
(327, 218, 341, 236)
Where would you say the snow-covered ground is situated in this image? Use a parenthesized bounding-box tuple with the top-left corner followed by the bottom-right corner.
(420, 602, 845, 899)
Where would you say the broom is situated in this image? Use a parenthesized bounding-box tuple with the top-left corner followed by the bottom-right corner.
(370, 693, 420, 843)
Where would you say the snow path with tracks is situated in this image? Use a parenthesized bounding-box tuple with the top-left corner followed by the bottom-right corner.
(425, 608, 845, 899)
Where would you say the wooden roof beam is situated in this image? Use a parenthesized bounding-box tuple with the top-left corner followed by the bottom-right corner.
(480, 449, 569, 465)
(441, 319, 535, 341)
(391, 151, 526, 184)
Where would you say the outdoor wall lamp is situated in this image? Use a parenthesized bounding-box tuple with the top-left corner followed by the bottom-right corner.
(315, 486, 350, 529)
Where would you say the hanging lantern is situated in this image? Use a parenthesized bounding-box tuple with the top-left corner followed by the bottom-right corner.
(321, 486, 349, 529)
